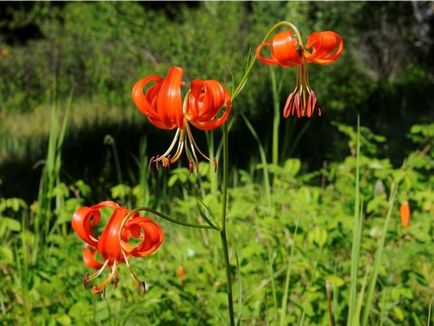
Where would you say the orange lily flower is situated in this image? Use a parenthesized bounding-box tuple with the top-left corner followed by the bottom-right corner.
(400, 200, 410, 228)
(132, 66, 231, 170)
(71, 201, 164, 294)
(256, 30, 343, 118)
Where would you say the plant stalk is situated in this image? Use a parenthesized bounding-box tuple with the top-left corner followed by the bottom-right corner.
(220, 122, 235, 325)
(220, 229, 235, 326)
(217, 20, 302, 326)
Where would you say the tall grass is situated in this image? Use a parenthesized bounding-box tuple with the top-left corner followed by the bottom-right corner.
(241, 112, 272, 209)
(34, 94, 71, 254)
(0, 99, 138, 165)
(361, 185, 398, 326)
(347, 116, 362, 325)
(136, 137, 150, 206)
(345, 116, 402, 325)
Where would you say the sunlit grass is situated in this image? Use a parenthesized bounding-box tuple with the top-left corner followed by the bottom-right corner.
(0, 99, 140, 164)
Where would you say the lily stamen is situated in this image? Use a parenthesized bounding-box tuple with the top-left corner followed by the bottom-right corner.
(122, 249, 147, 293)
(84, 259, 109, 287)
(92, 261, 118, 294)
(256, 28, 343, 118)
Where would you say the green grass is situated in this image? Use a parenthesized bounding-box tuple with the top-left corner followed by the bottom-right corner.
(1, 2, 433, 324)
(0, 110, 433, 325)
(0, 102, 434, 325)
(0, 99, 140, 165)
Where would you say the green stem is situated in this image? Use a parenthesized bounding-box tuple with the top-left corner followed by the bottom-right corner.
(127, 207, 215, 230)
(218, 21, 302, 325)
(208, 131, 218, 194)
(221, 123, 229, 228)
(220, 229, 235, 326)
(220, 122, 234, 325)
(348, 116, 361, 326)
(271, 67, 280, 167)
(232, 21, 303, 101)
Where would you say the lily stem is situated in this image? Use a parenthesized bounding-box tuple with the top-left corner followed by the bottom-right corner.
(126, 207, 215, 230)
(220, 229, 235, 326)
(220, 122, 235, 325)
(232, 21, 302, 101)
(220, 20, 301, 326)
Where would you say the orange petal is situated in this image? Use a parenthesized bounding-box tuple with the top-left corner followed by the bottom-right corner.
(256, 31, 302, 67)
(187, 79, 231, 131)
(71, 201, 121, 248)
(305, 31, 343, 64)
(271, 31, 303, 67)
(71, 207, 101, 247)
(132, 75, 163, 117)
(97, 207, 131, 263)
(123, 217, 164, 257)
(83, 246, 104, 270)
(91, 201, 121, 210)
(255, 41, 279, 65)
(156, 66, 185, 129)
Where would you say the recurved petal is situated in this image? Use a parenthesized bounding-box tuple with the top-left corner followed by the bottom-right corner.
(132, 75, 163, 116)
(83, 246, 104, 270)
(122, 217, 164, 257)
(305, 31, 343, 64)
(97, 207, 131, 263)
(91, 201, 121, 210)
(255, 41, 279, 65)
(71, 206, 101, 247)
(271, 31, 303, 67)
(187, 80, 231, 131)
(157, 66, 185, 129)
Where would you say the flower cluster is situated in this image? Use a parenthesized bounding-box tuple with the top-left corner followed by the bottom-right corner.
(132, 66, 231, 170)
(71, 22, 344, 297)
(71, 201, 163, 294)
(256, 29, 343, 118)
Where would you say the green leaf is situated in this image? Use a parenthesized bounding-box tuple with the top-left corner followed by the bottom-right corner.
(74, 180, 91, 196)
(0, 217, 21, 233)
(196, 197, 220, 230)
(110, 184, 131, 199)
(283, 159, 301, 177)
(393, 306, 404, 321)
(307, 227, 327, 247)
(0, 246, 14, 263)
(168, 175, 178, 187)
(55, 314, 71, 326)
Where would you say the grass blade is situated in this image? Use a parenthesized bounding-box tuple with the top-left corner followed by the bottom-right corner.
(347, 116, 362, 326)
(280, 224, 298, 326)
(361, 184, 398, 326)
(240, 112, 272, 209)
(235, 249, 242, 326)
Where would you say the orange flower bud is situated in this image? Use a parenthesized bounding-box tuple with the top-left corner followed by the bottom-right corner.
(400, 200, 410, 228)
(177, 265, 186, 285)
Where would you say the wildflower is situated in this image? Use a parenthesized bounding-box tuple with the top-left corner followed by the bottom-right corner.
(132, 66, 231, 170)
(71, 201, 164, 294)
(400, 200, 410, 228)
(176, 265, 186, 285)
(256, 29, 343, 118)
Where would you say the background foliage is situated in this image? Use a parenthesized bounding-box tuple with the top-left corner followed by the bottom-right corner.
(0, 2, 433, 325)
